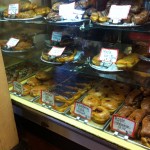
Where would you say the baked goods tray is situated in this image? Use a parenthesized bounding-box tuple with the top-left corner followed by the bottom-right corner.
(104, 119, 150, 150)
(89, 62, 123, 72)
(3, 15, 42, 21)
(65, 97, 124, 130)
(33, 74, 97, 114)
(2, 46, 35, 53)
(6, 60, 49, 86)
(40, 51, 84, 65)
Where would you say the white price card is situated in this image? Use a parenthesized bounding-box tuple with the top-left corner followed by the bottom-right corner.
(111, 115, 136, 138)
(51, 32, 62, 42)
(59, 2, 75, 19)
(13, 81, 23, 95)
(41, 91, 55, 106)
(8, 3, 19, 15)
(99, 48, 118, 63)
(108, 5, 131, 20)
(48, 46, 65, 57)
(74, 102, 92, 120)
(6, 38, 19, 48)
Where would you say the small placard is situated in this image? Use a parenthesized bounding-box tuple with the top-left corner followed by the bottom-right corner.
(48, 46, 65, 56)
(13, 81, 23, 95)
(8, 3, 19, 15)
(6, 38, 19, 48)
(59, 2, 75, 19)
(74, 102, 92, 120)
(108, 5, 131, 20)
(51, 32, 62, 42)
(111, 115, 136, 138)
(41, 91, 55, 106)
(99, 48, 118, 63)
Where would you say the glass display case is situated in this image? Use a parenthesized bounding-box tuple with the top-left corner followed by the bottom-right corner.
(0, 0, 150, 150)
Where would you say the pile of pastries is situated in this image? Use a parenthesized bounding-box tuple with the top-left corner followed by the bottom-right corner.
(16, 69, 54, 96)
(92, 52, 140, 69)
(3, 0, 50, 19)
(0, 33, 34, 51)
(46, 0, 95, 21)
(6, 61, 47, 84)
(109, 87, 150, 148)
(70, 79, 131, 124)
(90, 0, 150, 25)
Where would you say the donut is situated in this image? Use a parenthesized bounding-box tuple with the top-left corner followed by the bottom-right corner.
(108, 92, 125, 105)
(88, 88, 105, 99)
(82, 94, 101, 108)
(101, 97, 119, 114)
(113, 83, 131, 96)
(92, 106, 110, 124)
(27, 77, 41, 87)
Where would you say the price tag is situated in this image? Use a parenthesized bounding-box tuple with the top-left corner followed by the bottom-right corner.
(51, 32, 62, 42)
(59, 2, 75, 19)
(13, 81, 23, 95)
(111, 115, 136, 138)
(48, 46, 65, 57)
(41, 91, 55, 106)
(8, 3, 19, 15)
(108, 5, 131, 20)
(99, 48, 118, 63)
(74, 102, 92, 120)
(6, 38, 19, 48)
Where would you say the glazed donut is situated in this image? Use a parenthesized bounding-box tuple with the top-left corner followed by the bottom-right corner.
(27, 77, 41, 87)
(108, 92, 125, 105)
(92, 106, 110, 124)
(113, 83, 131, 96)
(88, 88, 105, 99)
(101, 97, 119, 114)
(82, 94, 101, 108)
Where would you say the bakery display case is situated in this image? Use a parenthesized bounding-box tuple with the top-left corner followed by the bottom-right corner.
(0, 0, 150, 150)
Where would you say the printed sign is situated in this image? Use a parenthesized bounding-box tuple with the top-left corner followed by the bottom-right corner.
(13, 81, 23, 95)
(74, 102, 92, 120)
(51, 32, 62, 42)
(99, 48, 118, 63)
(111, 115, 136, 138)
(8, 3, 19, 15)
(108, 5, 131, 20)
(6, 38, 19, 48)
(41, 91, 55, 106)
(48, 46, 65, 56)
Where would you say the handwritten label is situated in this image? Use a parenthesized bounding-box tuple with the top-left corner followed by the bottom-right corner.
(111, 115, 136, 138)
(8, 4, 19, 15)
(6, 38, 19, 48)
(48, 46, 65, 56)
(41, 91, 55, 106)
(13, 81, 23, 95)
(59, 2, 75, 19)
(74, 102, 92, 120)
(108, 5, 131, 20)
(99, 48, 118, 63)
(51, 32, 62, 42)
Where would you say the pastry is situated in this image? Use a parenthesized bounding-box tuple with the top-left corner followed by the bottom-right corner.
(141, 97, 150, 114)
(90, 12, 99, 22)
(132, 10, 149, 25)
(35, 70, 53, 81)
(16, 10, 37, 19)
(34, 6, 51, 16)
(116, 53, 139, 69)
(92, 106, 110, 124)
(101, 97, 119, 113)
(22, 84, 32, 96)
(128, 109, 146, 138)
(125, 89, 143, 107)
(141, 87, 150, 97)
(19, 1, 37, 11)
(26, 77, 41, 87)
(14, 41, 33, 50)
(52, 2, 64, 12)
(82, 94, 101, 108)
(92, 54, 100, 66)
(30, 85, 49, 97)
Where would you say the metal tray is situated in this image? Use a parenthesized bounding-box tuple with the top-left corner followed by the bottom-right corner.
(3, 15, 42, 21)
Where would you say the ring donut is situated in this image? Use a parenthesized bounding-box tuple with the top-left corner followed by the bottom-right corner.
(92, 106, 110, 124)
